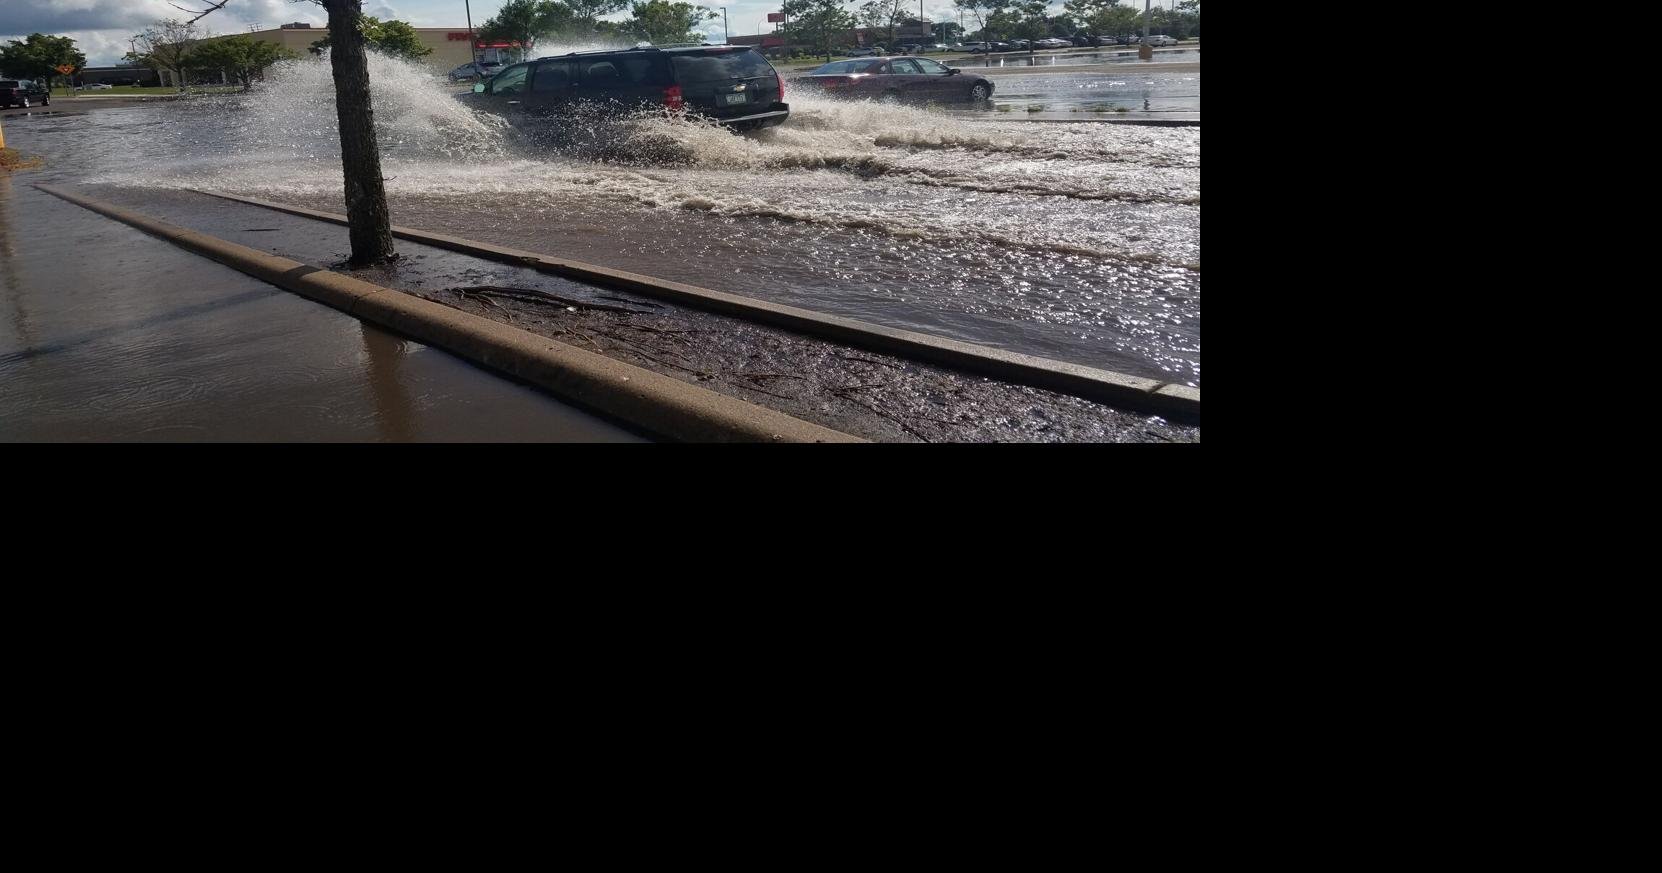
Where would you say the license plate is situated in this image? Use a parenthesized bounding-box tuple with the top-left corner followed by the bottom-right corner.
(723, 93, 748, 105)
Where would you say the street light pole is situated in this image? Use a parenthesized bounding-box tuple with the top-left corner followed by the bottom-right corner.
(465, 0, 478, 65)
(1139, 0, 1152, 59)
(723, 7, 729, 43)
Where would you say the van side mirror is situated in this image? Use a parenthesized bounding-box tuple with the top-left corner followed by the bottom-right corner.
(473, 82, 486, 93)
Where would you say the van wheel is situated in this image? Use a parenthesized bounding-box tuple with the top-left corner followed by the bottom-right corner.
(970, 84, 990, 101)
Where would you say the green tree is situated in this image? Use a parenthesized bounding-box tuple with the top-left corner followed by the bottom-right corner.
(309, 17, 434, 60)
(566, 0, 630, 30)
(625, 1, 717, 44)
(0, 33, 86, 90)
(1065, 0, 1141, 36)
(953, 0, 1009, 41)
(782, 0, 855, 61)
(191, 36, 297, 91)
(857, 0, 906, 46)
(126, 20, 198, 90)
(1013, 0, 1049, 40)
(478, 0, 574, 59)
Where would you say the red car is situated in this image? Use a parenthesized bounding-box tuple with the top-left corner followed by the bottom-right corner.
(799, 56, 993, 103)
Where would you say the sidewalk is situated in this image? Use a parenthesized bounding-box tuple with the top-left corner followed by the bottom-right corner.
(0, 176, 641, 441)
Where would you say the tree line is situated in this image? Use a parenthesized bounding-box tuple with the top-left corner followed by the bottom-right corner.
(769, 0, 1197, 61)
(476, 0, 722, 59)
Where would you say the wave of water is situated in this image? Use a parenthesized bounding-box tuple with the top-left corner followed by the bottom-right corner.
(78, 52, 1200, 384)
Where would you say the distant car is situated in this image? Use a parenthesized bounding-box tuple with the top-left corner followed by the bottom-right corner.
(1144, 35, 1178, 46)
(897, 44, 923, 53)
(0, 79, 49, 108)
(964, 42, 990, 53)
(1010, 39, 1030, 49)
(1034, 38, 1071, 49)
(847, 46, 879, 57)
(800, 56, 993, 103)
(86, 82, 115, 90)
(448, 61, 503, 81)
(931, 44, 949, 51)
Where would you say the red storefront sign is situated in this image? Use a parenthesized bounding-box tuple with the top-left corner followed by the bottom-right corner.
(767, 12, 785, 22)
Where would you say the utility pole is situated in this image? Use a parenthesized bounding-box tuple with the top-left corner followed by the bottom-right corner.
(723, 7, 729, 43)
(465, 0, 479, 65)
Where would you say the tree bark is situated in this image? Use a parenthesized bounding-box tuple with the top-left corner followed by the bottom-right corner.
(324, 0, 396, 266)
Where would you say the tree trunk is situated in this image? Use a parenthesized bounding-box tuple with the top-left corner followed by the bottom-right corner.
(324, 0, 396, 266)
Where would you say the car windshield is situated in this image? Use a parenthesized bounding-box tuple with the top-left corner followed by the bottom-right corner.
(672, 50, 773, 82)
(811, 60, 876, 74)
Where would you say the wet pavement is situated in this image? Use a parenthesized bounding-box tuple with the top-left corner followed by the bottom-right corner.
(2, 53, 1199, 441)
(57, 183, 1195, 443)
(6, 54, 1199, 387)
(0, 177, 642, 441)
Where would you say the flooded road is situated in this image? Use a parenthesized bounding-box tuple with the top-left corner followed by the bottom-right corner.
(946, 70, 1199, 116)
(7, 53, 1199, 387)
(949, 47, 1201, 67)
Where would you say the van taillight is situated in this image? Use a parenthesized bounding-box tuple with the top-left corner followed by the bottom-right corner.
(775, 72, 784, 102)
(663, 84, 684, 109)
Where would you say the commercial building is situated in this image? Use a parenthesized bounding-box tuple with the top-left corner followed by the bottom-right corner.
(188, 21, 518, 83)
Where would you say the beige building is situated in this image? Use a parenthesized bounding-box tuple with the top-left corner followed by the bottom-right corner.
(193, 21, 514, 82)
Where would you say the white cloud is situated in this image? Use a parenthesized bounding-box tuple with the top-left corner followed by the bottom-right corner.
(0, 0, 327, 65)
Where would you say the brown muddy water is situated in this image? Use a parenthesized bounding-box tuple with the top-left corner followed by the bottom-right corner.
(6, 52, 1198, 389)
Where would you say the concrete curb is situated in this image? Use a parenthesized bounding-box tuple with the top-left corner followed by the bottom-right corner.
(201, 191, 1200, 424)
(34, 183, 862, 443)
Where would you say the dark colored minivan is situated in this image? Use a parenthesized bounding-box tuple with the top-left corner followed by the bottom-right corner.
(469, 44, 789, 132)
(1, 79, 51, 108)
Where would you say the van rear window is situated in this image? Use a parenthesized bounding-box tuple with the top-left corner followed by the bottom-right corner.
(0, 81, 20, 88)
(671, 50, 773, 83)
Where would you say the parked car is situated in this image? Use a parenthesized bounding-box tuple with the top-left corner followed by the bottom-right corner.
(1034, 38, 1072, 49)
(86, 82, 115, 90)
(1144, 35, 1178, 46)
(964, 42, 991, 53)
(0, 79, 49, 108)
(931, 44, 950, 51)
(1010, 39, 1030, 50)
(448, 61, 503, 81)
(991, 41, 1014, 52)
(847, 46, 879, 56)
(897, 44, 923, 54)
(799, 56, 993, 103)
(466, 44, 789, 132)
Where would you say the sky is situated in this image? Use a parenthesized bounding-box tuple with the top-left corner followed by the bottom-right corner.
(0, 0, 1186, 67)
